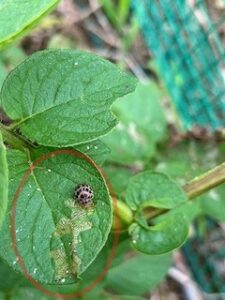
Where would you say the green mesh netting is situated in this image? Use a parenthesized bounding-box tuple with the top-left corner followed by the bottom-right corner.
(133, 0, 225, 129)
(183, 219, 225, 295)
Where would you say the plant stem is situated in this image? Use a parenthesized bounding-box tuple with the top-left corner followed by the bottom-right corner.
(183, 162, 225, 199)
(0, 123, 30, 151)
(143, 162, 225, 222)
(114, 162, 225, 227)
(115, 199, 133, 224)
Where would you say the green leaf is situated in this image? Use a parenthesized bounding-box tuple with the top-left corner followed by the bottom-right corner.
(5, 287, 53, 300)
(46, 236, 113, 295)
(104, 165, 133, 196)
(0, 61, 7, 88)
(0, 46, 27, 68)
(75, 140, 110, 166)
(102, 82, 167, 165)
(0, 148, 112, 284)
(200, 186, 225, 221)
(1, 49, 137, 147)
(106, 245, 171, 295)
(0, 259, 29, 293)
(125, 171, 189, 254)
(0, 131, 8, 228)
(178, 201, 201, 222)
(33, 140, 110, 168)
(0, 46, 27, 90)
(0, 0, 59, 48)
(125, 171, 187, 211)
(129, 211, 188, 255)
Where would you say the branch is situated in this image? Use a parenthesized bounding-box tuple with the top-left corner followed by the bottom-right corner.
(120, 162, 225, 227)
(183, 162, 225, 199)
(0, 123, 32, 151)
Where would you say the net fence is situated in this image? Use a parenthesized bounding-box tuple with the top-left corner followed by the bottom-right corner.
(133, 0, 225, 130)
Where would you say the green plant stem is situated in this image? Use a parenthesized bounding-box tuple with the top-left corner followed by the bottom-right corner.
(0, 123, 30, 151)
(114, 199, 133, 225)
(183, 162, 225, 199)
(143, 162, 225, 220)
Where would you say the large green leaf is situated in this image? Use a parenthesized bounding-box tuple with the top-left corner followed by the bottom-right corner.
(0, 148, 112, 284)
(0, 131, 8, 227)
(0, 49, 137, 147)
(102, 82, 167, 165)
(0, 0, 59, 48)
(125, 171, 189, 254)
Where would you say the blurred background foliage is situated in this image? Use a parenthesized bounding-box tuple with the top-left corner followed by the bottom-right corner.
(0, 0, 225, 299)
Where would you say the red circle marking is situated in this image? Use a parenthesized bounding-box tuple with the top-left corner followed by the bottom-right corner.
(10, 149, 120, 299)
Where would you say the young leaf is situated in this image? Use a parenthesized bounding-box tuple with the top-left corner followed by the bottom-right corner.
(0, 0, 59, 48)
(0, 131, 8, 228)
(0, 148, 112, 284)
(1, 49, 137, 147)
(129, 211, 189, 255)
(125, 171, 187, 211)
(125, 171, 189, 254)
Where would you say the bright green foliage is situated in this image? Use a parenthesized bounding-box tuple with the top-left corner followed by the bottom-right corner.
(0, 148, 112, 284)
(125, 171, 189, 254)
(102, 82, 167, 165)
(1, 49, 137, 147)
(0, 0, 59, 48)
(0, 131, 8, 228)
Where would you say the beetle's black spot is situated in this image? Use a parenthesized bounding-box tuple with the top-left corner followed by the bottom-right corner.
(74, 184, 94, 207)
